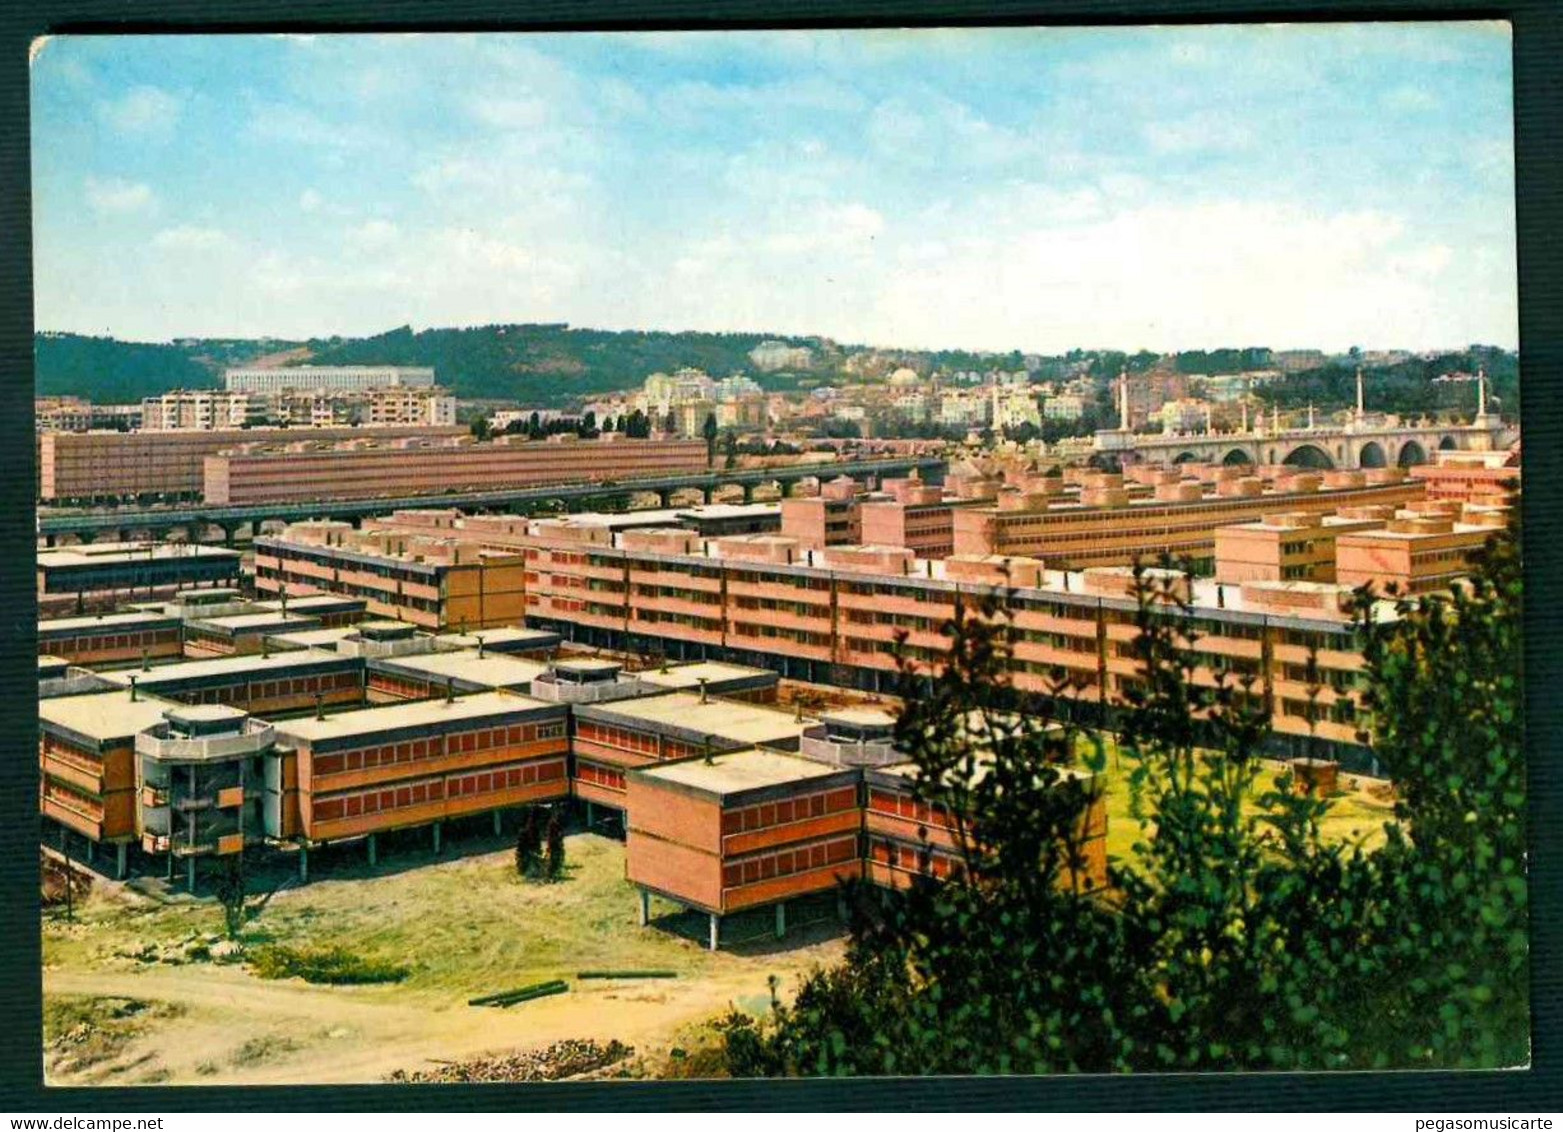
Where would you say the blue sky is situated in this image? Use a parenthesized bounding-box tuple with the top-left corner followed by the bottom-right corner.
(30, 25, 1516, 352)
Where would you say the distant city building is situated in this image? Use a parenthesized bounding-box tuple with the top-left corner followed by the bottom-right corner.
(748, 341, 814, 372)
(223, 365, 436, 393)
(142, 387, 455, 431)
(1043, 394, 1086, 422)
(715, 374, 764, 401)
(35, 397, 142, 433)
(990, 387, 1041, 432)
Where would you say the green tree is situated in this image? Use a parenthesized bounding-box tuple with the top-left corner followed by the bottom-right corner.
(721, 516, 1528, 1074)
(469, 416, 492, 442)
(515, 807, 543, 879)
(545, 810, 566, 881)
(702, 412, 719, 465)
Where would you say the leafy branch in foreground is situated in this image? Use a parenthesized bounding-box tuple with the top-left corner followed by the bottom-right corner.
(720, 509, 1527, 1073)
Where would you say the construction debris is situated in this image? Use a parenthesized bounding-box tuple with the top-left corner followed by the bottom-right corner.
(387, 1039, 633, 1084)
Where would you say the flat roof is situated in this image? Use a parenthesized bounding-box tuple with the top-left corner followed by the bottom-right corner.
(267, 626, 360, 648)
(371, 650, 546, 689)
(275, 690, 556, 743)
(434, 626, 560, 650)
(253, 595, 366, 612)
(39, 687, 179, 743)
(97, 648, 352, 686)
(584, 692, 809, 748)
(38, 544, 241, 568)
(191, 611, 322, 632)
(636, 661, 778, 691)
(39, 611, 181, 634)
(635, 748, 847, 797)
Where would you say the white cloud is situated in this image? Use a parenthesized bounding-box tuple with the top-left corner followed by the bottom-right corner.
(84, 176, 154, 215)
(466, 94, 551, 130)
(299, 188, 322, 213)
(96, 85, 180, 137)
(345, 218, 400, 252)
(152, 225, 229, 251)
(1144, 112, 1255, 155)
(866, 93, 1031, 168)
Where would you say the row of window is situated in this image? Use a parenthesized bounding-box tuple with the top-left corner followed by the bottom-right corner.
(720, 833, 857, 889)
(41, 628, 178, 651)
(311, 722, 565, 776)
(574, 760, 627, 792)
(175, 670, 359, 706)
(720, 786, 857, 836)
(311, 760, 566, 821)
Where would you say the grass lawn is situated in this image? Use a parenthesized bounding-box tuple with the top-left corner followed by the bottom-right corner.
(1079, 736, 1398, 863)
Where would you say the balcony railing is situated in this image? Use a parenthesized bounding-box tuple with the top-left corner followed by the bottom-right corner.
(136, 721, 275, 763)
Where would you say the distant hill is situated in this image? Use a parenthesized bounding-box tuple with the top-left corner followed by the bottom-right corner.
(34, 324, 842, 407)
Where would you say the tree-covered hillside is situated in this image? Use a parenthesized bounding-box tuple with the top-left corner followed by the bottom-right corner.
(34, 325, 838, 406)
(299, 324, 835, 403)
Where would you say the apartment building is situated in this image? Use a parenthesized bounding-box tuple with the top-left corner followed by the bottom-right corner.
(39, 611, 184, 666)
(38, 424, 464, 503)
(1212, 510, 1393, 585)
(1335, 504, 1505, 595)
(1408, 449, 1521, 505)
(223, 366, 436, 393)
(38, 543, 243, 602)
(952, 467, 1427, 571)
(39, 686, 178, 878)
(204, 435, 709, 505)
(254, 521, 527, 630)
(273, 692, 570, 860)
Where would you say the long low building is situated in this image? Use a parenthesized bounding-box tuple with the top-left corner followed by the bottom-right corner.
(273, 692, 571, 862)
(38, 423, 465, 503)
(252, 506, 1453, 764)
(205, 435, 711, 505)
(38, 543, 243, 601)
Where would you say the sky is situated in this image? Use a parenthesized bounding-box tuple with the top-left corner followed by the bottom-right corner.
(30, 25, 1517, 354)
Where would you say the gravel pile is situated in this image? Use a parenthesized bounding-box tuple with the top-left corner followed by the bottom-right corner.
(388, 1039, 633, 1084)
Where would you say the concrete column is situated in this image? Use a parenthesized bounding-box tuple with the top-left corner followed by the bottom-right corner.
(492, 810, 502, 837)
(433, 822, 442, 854)
(298, 847, 309, 884)
(775, 901, 787, 940)
(85, 840, 94, 864)
(367, 834, 377, 866)
(708, 912, 720, 952)
(166, 851, 174, 881)
(585, 801, 595, 830)
(115, 843, 127, 881)
(186, 856, 196, 894)
(638, 888, 650, 927)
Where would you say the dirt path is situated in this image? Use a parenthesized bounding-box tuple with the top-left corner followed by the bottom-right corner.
(46, 952, 812, 1085)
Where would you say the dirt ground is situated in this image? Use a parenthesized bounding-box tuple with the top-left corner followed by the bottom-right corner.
(43, 832, 844, 1088)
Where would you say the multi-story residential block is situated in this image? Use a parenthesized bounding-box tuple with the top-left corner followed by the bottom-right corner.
(273, 691, 570, 869)
(38, 543, 243, 606)
(1408, 448, 1521, 505)
(951, 466, 1427, 571)
(39, 685, 178, 877)
(1213, 511, 1391, 585)
(141, 390, 269, 431)
(254, 521, 527, 630)
(38, 424, 464, 503)
(223, 365, 436, 393)
(205, 435, 709, 505)
(1334, 504, 1506, 595)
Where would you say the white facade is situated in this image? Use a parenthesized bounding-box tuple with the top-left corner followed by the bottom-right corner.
(223, 366, 436, 393)
(1043, 394, 1086, 421)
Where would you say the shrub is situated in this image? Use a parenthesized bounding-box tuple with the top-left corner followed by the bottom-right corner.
(249, 945, 408, 985)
